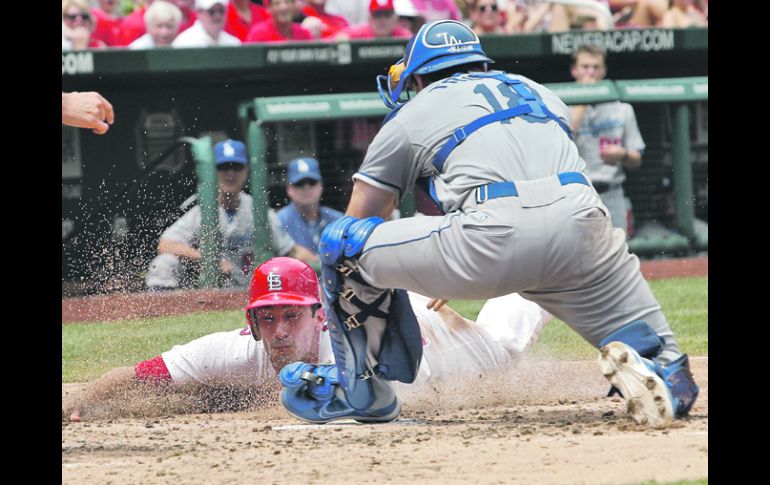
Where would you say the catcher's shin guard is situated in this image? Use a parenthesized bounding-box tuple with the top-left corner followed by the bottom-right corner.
(319, 216, 423, 411)
(320, 216, 379, 410)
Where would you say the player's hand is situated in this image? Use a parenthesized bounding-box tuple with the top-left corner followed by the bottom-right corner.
(427, 299, 448, 311)
(68, 407, 82, 422)
(62, 91, 115, 135)
(600, 144, 628, 165)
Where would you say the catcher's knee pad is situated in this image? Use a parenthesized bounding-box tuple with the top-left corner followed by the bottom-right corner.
(318, 216, 422, 411)
(599, 320, 664, 359)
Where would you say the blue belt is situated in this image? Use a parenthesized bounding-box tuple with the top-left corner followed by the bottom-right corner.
(475, 172, 590, 204)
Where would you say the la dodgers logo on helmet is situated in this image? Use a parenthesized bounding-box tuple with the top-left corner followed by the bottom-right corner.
(267, 271, 283, 291)
(377, 20, 494, 110)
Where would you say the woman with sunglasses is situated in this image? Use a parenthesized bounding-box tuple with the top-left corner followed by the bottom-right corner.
(62, 0, 108, 51)
(469, 0, 506, 36)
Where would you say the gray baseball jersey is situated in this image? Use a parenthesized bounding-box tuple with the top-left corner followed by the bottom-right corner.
(350, 70, 682, 364)
(573, 101, 645, 232)
(354, 72, 585, 212)
(573, 101, 645, 187)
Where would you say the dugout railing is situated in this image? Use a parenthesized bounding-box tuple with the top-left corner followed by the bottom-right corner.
(187, 76, 707, 285)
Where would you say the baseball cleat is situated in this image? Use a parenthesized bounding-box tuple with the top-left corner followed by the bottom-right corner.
(597, 341, 673, 428)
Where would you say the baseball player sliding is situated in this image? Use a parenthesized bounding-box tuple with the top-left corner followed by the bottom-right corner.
(279, 20, 698, 428)
(68, 257, 551, 422)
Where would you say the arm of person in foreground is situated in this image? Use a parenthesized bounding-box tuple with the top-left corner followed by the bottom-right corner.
(62, 91, 114, 134)
(158, 238, 235, 274)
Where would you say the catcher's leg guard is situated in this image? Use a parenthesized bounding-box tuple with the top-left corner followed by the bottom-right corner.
(279, 362, 401, 424)
(319, 216, 422, 412)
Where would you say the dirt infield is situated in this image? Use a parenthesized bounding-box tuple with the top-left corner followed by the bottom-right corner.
(62, 256, 708, 483)
(62, 256, 708, 324)
(62, 356, 708, 484)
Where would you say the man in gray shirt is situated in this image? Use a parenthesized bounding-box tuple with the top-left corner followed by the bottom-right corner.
(146, 139, 312, 291)
(570, 44, 645, 236)
(278, 21, 698, 429)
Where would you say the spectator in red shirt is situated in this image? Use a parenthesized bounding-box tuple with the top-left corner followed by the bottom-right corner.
(299, 0, 349, 39)
(245, 0, 313, 43)
(62, 0, 108, 50)
(335, 0, 413, 40)
(91, 0, 123, 46)
(225, 0, 271, 40)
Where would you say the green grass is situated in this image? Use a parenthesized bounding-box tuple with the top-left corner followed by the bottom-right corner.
(449, 276, 707, 361)
(62, 276, 707, 382)
(62, 310, 245, 382)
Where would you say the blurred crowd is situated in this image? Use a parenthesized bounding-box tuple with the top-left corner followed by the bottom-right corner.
(63, 0, 708, 51)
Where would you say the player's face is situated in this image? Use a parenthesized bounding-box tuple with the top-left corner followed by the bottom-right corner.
(217, 163, 249, 194)
(287, 179, 323, 206)
(571, 53, 607, 83)
(253, 305, 322, 372)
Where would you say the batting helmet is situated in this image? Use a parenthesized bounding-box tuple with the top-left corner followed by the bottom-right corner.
(377, 20, 494, 109)
(245, 257, 322, 341)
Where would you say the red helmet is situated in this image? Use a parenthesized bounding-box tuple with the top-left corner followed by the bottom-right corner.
(245, 257, 321, 340)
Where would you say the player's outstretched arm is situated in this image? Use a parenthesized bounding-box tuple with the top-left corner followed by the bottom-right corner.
(62, 91, 115, 135)
(67, 367, 137, 422)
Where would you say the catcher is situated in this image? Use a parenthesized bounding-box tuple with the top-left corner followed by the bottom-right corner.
(67, 256, 551, 422)
(282, 20, 698, 428)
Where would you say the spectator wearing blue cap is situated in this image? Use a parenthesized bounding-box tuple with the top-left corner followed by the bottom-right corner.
(276, 157, 344, 257)
(146, 139, 311, 291)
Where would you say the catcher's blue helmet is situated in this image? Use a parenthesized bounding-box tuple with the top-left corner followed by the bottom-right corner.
(377, 20, 494, 109)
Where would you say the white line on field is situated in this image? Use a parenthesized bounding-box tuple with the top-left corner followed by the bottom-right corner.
(272, 419, 425, 430)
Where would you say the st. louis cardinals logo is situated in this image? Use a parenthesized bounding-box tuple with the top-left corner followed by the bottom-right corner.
(267, 271, 283, 291)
